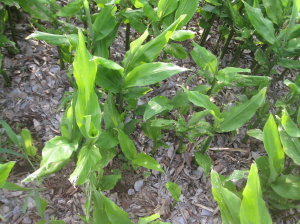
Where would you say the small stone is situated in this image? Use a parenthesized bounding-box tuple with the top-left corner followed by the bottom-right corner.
(27, 197, 35, 209)
(134, 180, 144, 192)
(128, 189, 135, 196)
(22, 216, 32, 224)
(200, 209, 212, 217)
(49, 65, 60, 74)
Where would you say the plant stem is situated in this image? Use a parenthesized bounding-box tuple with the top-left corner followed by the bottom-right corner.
(200, 15, 216, 46)
(213, 32, 223, 53)
(57, 47, 65, 70)
(220, 27, 234, 60)
(125, 23, 130, 51)
(6, 6, 19, 49)
(230, 44, 244, 67)
(1, 69, 11, 87)
(83, 0, 94, 45)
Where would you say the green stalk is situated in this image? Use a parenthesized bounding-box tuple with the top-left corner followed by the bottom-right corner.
(125, 23, 130, 51)
(200, 15, 216, 46)
(1, 69, 11, 87)
(6, 6, 19, 49)
(220, 27, 234, 60)
(83, 0, 94, 45)
(230, 44, 244, 66)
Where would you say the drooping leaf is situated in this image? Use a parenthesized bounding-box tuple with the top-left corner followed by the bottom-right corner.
(263, 115, 285, 182)
(157, 0, 178, 18)
(171, 30, 195, 41)
(26, 32, 78, 47)
(69, 145, 102, 185)
(218, 88, 267, 132)
(194, 152, 212, 176)
(23, 137, 77, 182)
(240, 163, 272, 224)
(174, 0, 200, 29)
(271, 175, 300, 200)
(244, 2, 276, 44)
(165, 181, 181, 202)
(247, 129, 263, 141)
(144, 96, 173, 120)
(281, 109, 300, 137)
(117, 129, 138, 160)
(0, 161, 15, 188)
(190, 42, 218, 75)
(211, 170, 241, 224)
(124, 62, 187, 88)
(57, 0, 83, 17)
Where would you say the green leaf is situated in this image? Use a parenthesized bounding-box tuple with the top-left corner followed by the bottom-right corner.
(69, 145, 102, 185)
(0, 120, 21, 147)
(174, 0, 200, 29)
(271, 175, 300, 200)
(186, 91, 221, 117)
(151, 119, 177, 128)
(211, 170, 241, 224)
(123, 15, 186, 72)
(92, 56, 124, 72)
(21, 129, 37, 157)
(133, 153, 164, 172)
(0, 148, 25, 158)
(103, 94, 123, 129)
(262, 0, 283, 25)
(57, 0, 83, 17)
(218, 88, 267, 132)
(240, 163, 272, 224)
(93, 5, 117, 41)
(190, 42, 218, 75)
(144, 96, 173, 120)
(194, 152, 212, 176)
(244, 2, 276, 44)
(23, 136, 77, 182)
(278, 126, 300, 165)
(171, 30, 195, 41)
(263, 115, 285, 182)
(165, 182, 181, 202)
(284, 79, 300, 95)
(157, 0, 178, 18)
(138, 213, 160, 224)
(102, 194, 133, 224)
(165, 43, 188, 59)
(34, 191, 47, 218)
(74, 30, 101, 138)
(247, 129, 263, 141)
(281, 109, 300, 137)
(117, 129, 138, 160)
(278, 59, 300, 69)
(0, 161, 15, 188)
(1, 182, 42, 191)
(124, 62, 187, 88)
(99, 174, 122, 191)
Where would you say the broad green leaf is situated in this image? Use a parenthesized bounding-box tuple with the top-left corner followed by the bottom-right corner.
(171, 30, 195, 41)
(255, 156, 270, 189)
(95, 66, 123, 93)
(186, 91, 221, 117)
(144, 96, 173, 120)
(278, 59, 300, 69)
(18, 0, 53, 21)
(93, 190, 111, 224)
(21, 129, 37, 157)
(92, 56, 124, 72)
(73, 30, 101, 138)
(247, 129, 263, 141)
(194, 152, 212, 175)
(23, 137, 77, 182)
(165, 43, 188, 59)
(244, 2, 276, 44)
(124, 62, 187, 88)
(133, 153, 164, 172)
(157, 0, 178, 18)
(34, 191, 47, 218)
(211, 170, 241, 224)
(284, 79, 300, 95)
(165, 182, 181, 202)
(57, 0, 83, 17)
(240, 163, 272, 224)
(174, 0, 200, 29)
(138, 213, 160, 224)
(93, 5, 117, 41)
(123, 9, 147, 33)
(151, 119, 177, 128)
(102, 194, 133, 224)
(188, 111, 211, 126)
(103, 94, 123, 129)
(281, 109, 300, 137)
(263, 115, 285, 182)
(26, 31, 78, 47)
(278, 126, 300, 165)
(190, 42, 218, 75)
(218, 88, 267, 132)
(262, 0, 283, 25)
(217, 67, 270, 87)
(69, 145, 102, 185)
(225, 0, 244, 27)
(117, 129, 138, 160)
(271, 175, 300, 200)
(123, 15, 186, 72)
(99, 174, 121, 191)
(0, 120, 21, 147)
(0, 161, 15, 188)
